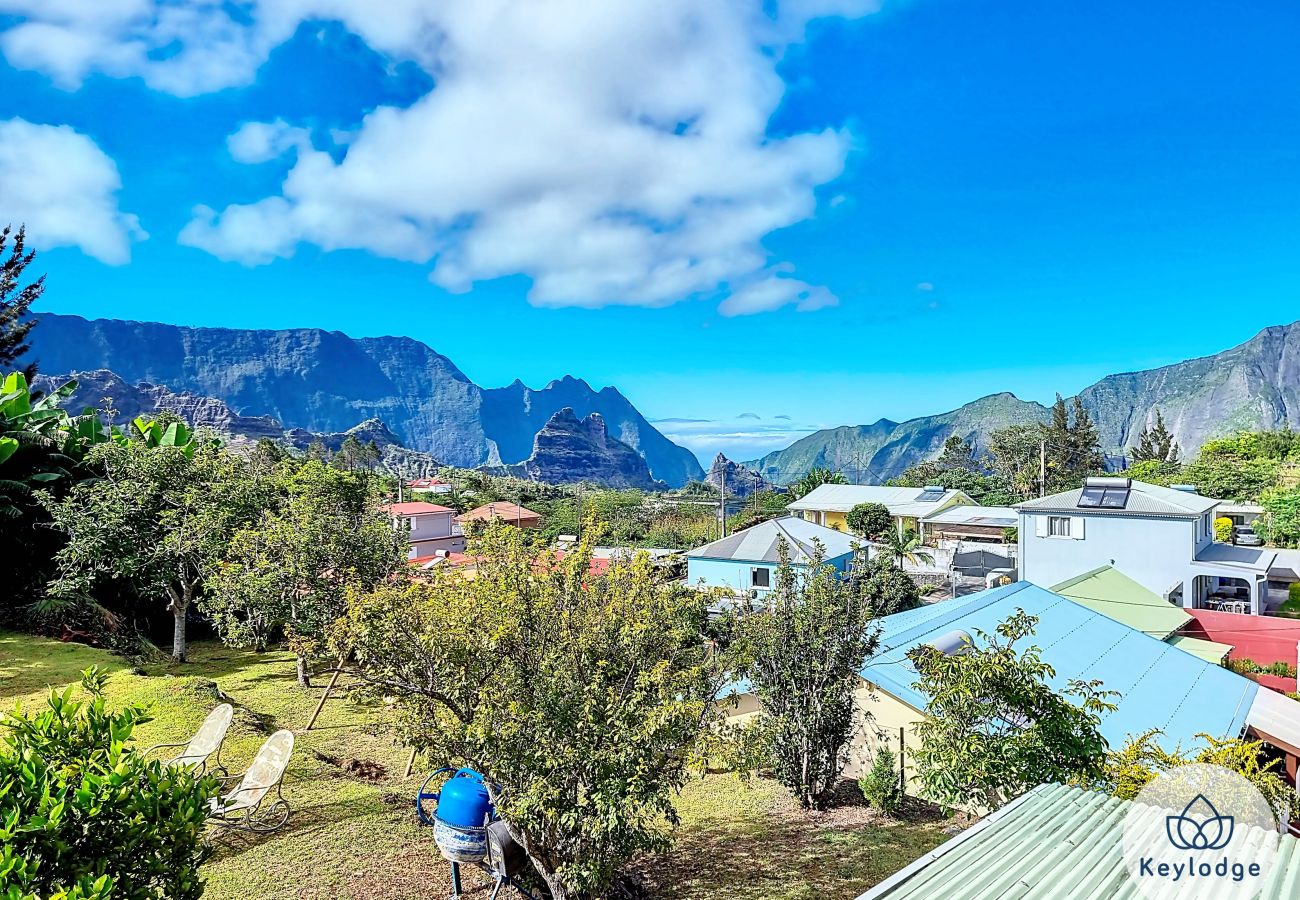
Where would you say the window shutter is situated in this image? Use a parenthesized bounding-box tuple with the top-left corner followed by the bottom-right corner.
(1070, 516, 1085, 539)
(1034, 516, 1047, 537)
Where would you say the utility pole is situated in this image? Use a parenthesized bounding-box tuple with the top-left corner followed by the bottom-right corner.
(1039, 440, 1047, 498)
(719, 468, 727, 540)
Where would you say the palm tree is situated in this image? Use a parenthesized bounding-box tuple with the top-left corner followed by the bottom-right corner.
(877, 527, 934, 570)
(790, 467, 847, 500)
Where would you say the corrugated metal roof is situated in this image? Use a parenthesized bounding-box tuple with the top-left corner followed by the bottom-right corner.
(921, 505, 1017, 527)
(786, 484, 972, 517)
(1052, 566, 1192, 640)
(1167, 634, 1234, 664)
(1016, 480, 1220, 518)
(858, 783, 1300, 900)
(1247, 687, 1300, 756)
(687, 516, 858, 564)
(861, 581, 1258, 751)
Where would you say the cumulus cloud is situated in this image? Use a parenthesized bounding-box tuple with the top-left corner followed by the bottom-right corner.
(0, 118, 145, 263)
(0, 2, 871, 312)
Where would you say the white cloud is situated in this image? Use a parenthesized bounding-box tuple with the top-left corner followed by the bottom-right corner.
(717, 275, 837, 316)
(0, 118, 145, 263)
(226, 120, 312, 164)
(3, 1, 875, 311)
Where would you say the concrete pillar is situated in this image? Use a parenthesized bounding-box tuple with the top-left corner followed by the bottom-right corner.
(1181, 577, 1196, 610)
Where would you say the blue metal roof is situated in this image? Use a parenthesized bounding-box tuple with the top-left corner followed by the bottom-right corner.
(862, 581, 1259, 752)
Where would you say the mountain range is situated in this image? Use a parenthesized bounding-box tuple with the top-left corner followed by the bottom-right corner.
(749, 321, 1300, 482)
(24, 313, 704, 487)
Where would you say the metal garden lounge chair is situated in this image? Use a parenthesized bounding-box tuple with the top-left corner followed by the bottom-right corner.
(207, 729, 295, 834)
(143, 703, 234, 775)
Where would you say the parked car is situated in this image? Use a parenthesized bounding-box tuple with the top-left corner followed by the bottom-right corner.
(1233, 524, 1263, 547)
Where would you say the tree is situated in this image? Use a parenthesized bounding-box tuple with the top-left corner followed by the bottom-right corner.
(1042, 395, 1105, 490)
(855, 553, 921, 615)
(333, 434, 380, 472)
(1130, 410, 1180, 464)
(740, 539, 880, 809)
(790, 467, 847, 500)
(1, 373, 117, 607)
(0, 225, 44, 380)
(205, 460, 406, 685)
(875, 527, 933, 570)
(846, 502, 892, 540)
(1213, 516, 1234, 543)
(858, 744, 902, 815)
(909, 610, 1116, 812)
(988, 424, 1045, 499)
(1257, 485, 1300, 548)
(43, 437, 259, 661)
(0, 667, 215, 900)
(1097, 730, 1297, 825)
(332, 523, 722, 900)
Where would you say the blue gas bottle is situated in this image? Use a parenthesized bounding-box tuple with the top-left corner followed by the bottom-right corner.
(436, 768, 493, 828)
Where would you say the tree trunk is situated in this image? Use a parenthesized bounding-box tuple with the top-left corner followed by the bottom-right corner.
(296, 654, 311, 688)
(167, 585, 188, 663)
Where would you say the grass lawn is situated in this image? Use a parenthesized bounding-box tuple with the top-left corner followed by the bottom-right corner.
(0, 632, 955, 899)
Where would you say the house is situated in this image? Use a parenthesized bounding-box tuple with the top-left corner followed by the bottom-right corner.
(1052, 565, 1234, 663)
(1017, 477, 1277, 615)
(786, 484, 974, 536)
(856, 782, 1300, 900)
(457, 501, 543, 530)
(858, 582, 1259, 772)
(406, 477, 453, 496)
(686, 515, 858, 595)
(918, 504, 1017, 544)
(382, 501, 465, 559)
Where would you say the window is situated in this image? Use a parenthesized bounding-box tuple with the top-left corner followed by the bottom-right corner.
(1048, 516, 1072, 537)
(751, 567, 771, 588)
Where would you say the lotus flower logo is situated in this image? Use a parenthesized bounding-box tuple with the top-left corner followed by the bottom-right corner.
(1166, 794, 1235, 851)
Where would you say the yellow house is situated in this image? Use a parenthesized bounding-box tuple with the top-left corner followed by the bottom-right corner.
(786, 484, 975, 537)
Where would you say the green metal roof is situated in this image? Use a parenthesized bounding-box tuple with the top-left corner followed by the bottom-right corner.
(858, 783, 1300, 899)
(1168, 633, 1234, 664)
(1052, 566, 1192, 640)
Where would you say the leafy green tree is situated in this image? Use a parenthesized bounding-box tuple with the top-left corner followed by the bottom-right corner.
(332, 523, 722, 900)
(333, 434, 380, 472)
(790, 467, 847, 500)
(1096, 730, 1297, 824)
(43, 441, 259, 661)
(205, 460, 406, 684)
(1213, 516, 1234, 543)
(1130, 410, 1180, 464)
(727, 489, 792, 534)
(0, 225, 43, 380)
(740, 539, 880, 809)
(846, 502, 892, 540)
(855, 553, 921, 615)
(1257, 485, 1300, 547)
(1, 373, 118, 610)
(1043, 395, 1105, 490)
(0, 667, 216, 900)
(909, 610, 1116, 812)
(988, 424, 1045, 499)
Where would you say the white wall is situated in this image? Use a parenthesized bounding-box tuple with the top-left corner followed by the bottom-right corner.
(403, 512, 454, 541)
(1019, 512, 1195, 597)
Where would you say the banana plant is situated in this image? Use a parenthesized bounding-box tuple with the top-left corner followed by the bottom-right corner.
(129, 415, 197, 457)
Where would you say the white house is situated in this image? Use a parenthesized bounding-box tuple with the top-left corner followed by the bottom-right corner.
(406, 477, 454, 496)
(1017, 477, 1276, 614)
(382, 501, 466, 560)
(786, 484, 974, 537)
(686, 516, 858, 595)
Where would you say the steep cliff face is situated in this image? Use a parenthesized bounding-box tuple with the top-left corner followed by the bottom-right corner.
(519, 408, 664, 489)
(749, 322, 1300, 482)
(705, 453, 771, 497)
(25, 314, 702, 486)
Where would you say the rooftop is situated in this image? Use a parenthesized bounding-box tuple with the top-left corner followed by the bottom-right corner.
(920, 504, 1017, 528)
(382, 501, 454, 516)
(1193, 541, 1278, 573)
(787, 484, 971, 518)
(457, 501, 542, 522)
(1016, 478, 1220, 518)
(688, 515, 858, 565)
(857, 782, 1300, 900)
(1051, 565, 1191, 640)
(862, 581, 1258, 752)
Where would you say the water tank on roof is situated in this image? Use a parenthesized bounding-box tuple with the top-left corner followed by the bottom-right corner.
(926, 630, 973, 656)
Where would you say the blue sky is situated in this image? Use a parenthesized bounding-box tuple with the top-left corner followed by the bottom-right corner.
(1, 1, 1298, 463)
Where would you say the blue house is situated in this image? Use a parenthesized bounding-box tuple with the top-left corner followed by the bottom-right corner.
(861, 580, 1261, 756)
(686, 515, 858, 595)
